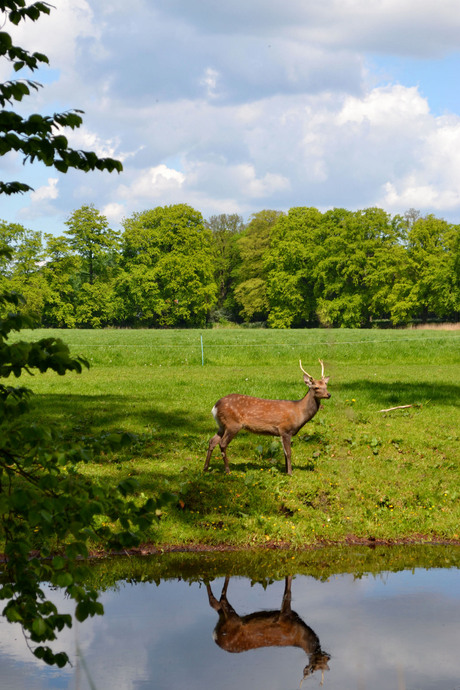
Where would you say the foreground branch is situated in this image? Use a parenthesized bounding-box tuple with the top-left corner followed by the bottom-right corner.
(379, 404, 420, 412)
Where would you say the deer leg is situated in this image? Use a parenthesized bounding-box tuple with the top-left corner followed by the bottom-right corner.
(219, 428, 238, 474)
(221, 575, 230, 598)
(281, 433, 292, 475)
(280, 575, 293, 615)
(219, 576, 237, 616)
(205, 582, 221, 611)
(204, 433, 222, 471)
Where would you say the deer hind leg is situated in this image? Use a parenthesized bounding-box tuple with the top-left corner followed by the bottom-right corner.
(280, 575, 293, 615)
(204, 432, 222, 471)
(219, 428, 239, 474)
(206, 582, 220, 610)
(281, 433, 293, 475)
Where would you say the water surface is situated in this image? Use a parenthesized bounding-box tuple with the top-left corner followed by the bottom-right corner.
(1, 548, 459, 690)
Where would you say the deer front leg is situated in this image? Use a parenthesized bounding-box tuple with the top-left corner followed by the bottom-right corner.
(281, 433, 292, 475)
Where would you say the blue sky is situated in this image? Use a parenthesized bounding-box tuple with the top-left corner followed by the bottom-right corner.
(371, 54, 460, 116)
(2, 0, 460, 237)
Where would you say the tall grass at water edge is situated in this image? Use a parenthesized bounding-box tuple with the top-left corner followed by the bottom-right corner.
(11, 328, 460, 548)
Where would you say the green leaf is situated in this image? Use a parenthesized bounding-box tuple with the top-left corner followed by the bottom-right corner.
(32, 617, 47, 637)
(55, 572, 73, 588)
(51, 556, 66, 570)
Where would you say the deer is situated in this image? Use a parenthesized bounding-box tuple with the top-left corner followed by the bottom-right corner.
(204, 359, 331, 475)
(206, 576, 331, 686)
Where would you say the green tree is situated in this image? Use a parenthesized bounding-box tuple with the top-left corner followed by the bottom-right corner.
(64, 204, 120, 328)
(206, 213, 244, 320)
(0, 220, 50, 322)
(62, 205, 120, 327)
(406, 215, 460, 322)
(0, 220, 44, 277)
(234, 210, 283, 322)
(266, 207, 408, 328)
(313, 208, 404, 327)
(40, 234, 80, 327)
(119, 204, 217, 327)
(265, 207, 323, 328)
(64, 204, 120, 286)
(0, 0, 160, 668)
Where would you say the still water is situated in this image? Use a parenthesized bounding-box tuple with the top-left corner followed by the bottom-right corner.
(1, 556, 460, 690)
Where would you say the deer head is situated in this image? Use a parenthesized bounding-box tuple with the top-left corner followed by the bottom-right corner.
(299, 359, 331, 400)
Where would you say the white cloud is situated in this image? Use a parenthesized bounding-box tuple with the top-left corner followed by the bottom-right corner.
(337, 85, 429, 126)
(381, 112, 460, 212)
(62, 84, 460, 222)
(117, 164, 185, 204)
(30, 178, 59, 202)
(200, 67, 221, 99)
(4, 0, 460, 233)
(65, 126, 122, 161)
(102, 202, 126, 223)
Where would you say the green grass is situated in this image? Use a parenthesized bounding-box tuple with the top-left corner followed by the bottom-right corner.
(12, 327, 460, 548)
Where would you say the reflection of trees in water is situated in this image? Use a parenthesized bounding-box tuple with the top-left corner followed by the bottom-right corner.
(206, 575, 330, 685)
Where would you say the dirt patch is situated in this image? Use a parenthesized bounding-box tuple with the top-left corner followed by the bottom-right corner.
(87, 534, 460, 559)
(2, 535, 459, 564)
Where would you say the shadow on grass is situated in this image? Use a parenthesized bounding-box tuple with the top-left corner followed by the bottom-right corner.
(28, 392, 205, 441)
(337, 380, 460, 408)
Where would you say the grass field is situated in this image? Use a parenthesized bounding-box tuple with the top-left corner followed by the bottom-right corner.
(13, 327, 460, 548)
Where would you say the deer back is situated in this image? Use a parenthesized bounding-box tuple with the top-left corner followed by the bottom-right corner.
(215, 393, 321, 435)
(213, 608, 322, 654)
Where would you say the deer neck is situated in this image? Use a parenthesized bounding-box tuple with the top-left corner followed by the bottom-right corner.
(300, 388, 320, 420)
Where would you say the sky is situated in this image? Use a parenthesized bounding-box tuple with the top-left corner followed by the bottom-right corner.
(2, 0, 460, 236)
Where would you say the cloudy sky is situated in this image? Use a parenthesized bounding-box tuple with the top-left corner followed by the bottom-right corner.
(2, 570, 460, 689)
(3, 0, 460, 235)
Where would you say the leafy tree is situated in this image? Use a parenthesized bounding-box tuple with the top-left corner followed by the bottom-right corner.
(265, 207, 323, 328)
(64, 204, 120, 286)
(74, 280, 120, 328)
(119, 204, 217, 327)
(406, 215, 460, 321)
(403, 207, 421, 229)
(0, 220, 50, 322)
(234, 210, 283, 322)
(0, 220, 44, 277)
(313, 208, 404, 327)
(206, 213, 244, 320)
(61, 205, 120, 327)
(266, 207, 410, 328)
(40, 234, 81, 327)
(0, 0, 161, 668)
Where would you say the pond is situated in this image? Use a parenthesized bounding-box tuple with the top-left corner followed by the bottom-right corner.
(1, 546, 459, 690)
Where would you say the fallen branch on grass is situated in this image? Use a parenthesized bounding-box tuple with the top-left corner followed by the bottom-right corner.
(379, 404, 421, 412)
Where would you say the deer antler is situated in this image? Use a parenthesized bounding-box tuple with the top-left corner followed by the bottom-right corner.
(319, 358, 325, 378)
(299, 360, 312, 378)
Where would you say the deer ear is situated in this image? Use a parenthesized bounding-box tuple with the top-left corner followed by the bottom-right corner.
(303, 374, 314, 386)
(323, 376, 330, 384)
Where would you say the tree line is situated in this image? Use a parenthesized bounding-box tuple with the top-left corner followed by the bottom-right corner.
(1, 203, 459, 328)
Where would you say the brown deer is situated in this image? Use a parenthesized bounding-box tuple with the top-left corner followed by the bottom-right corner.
(204, 359, 331, 475)
(206, 576, 331, 686)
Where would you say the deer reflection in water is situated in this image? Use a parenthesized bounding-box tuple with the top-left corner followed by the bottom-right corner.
(206, 575, 330, 685)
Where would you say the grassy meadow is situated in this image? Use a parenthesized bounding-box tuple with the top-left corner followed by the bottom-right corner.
(13, 326, 460, 549)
